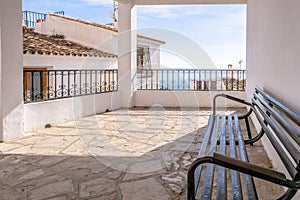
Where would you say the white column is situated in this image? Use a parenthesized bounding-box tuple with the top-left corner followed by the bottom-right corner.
(118, 0, 137, 108)
(0, 0, 23, 141)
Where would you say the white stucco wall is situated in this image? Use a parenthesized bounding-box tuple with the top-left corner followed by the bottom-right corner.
(150, 47, 160, 67)
(247, 0, 300, 198)
(137, 37, 162, 66)
(23, 54, 117, 70)
(0, 0, 23, 141)
(135, 90, 245, 108)
(24, 92, 121, 131)
(246, 0, 300, 113)
(34, 13, 163, 62)
(118, 2, 138, 107)
(35, 14, 118, 55)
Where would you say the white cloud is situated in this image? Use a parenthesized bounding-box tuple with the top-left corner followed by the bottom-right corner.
(79, 0, 113, 6)
(138, 5, 246, 25)
(138, 5, 207, 19)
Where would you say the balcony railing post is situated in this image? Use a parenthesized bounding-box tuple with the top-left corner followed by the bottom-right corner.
(146, 69, 148, 90)
(243, 70, 245, 90)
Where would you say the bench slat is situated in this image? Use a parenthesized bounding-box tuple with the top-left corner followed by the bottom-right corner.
(217, 115, 227, 200)
(255, 86, 300, 126)
(253, 97, 300, 165)
(234, 115, 258, 200)
(200, 115, 220, 200)
(228, 115, 243, 200)
(254, 92, 300, 146)
(252, 102, 298, 178)
(198, 115, 215, 158)
(194, 115, 215, 194)
(210, 115, 220, 154)
(200, 161, 215, 200)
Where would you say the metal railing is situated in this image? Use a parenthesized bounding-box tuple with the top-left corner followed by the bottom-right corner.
(24, 69, 118, 103)
(22, 10, 65, 27)
(137, 69, 246, 91)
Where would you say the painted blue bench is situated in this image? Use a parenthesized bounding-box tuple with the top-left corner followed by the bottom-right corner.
(187, 86, 300, 200)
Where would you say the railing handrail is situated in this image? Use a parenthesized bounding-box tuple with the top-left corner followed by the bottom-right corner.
(139, 68, 246, 71)
(23, 10, 47, 16)
(23, 69, 117, 72)
(22, 10, 65, 16)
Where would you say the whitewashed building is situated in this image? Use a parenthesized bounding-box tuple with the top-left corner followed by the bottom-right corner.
(33, 13, 165, 71)
(22, 26, 119, 131)
(21, 12, 165, 131)
(23, 26, 117, 70)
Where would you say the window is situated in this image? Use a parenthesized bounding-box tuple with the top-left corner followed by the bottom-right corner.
(137, 46, 151, 73)
(23, 67, 48, 102)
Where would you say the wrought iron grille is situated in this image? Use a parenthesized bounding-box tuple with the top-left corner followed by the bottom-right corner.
(23, 69, 118, 103)
(22, 10, 65, 27)
(137, 69, 246, 91)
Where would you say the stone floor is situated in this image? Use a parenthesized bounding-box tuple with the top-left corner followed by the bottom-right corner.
(0, 107, 283, 200)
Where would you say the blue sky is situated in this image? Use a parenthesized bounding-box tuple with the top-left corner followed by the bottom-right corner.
(22, 0, 246, 69)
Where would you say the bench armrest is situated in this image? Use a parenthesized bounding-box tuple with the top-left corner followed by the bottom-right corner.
(213, 94, 253, 116)
(188, 153, 300, 189)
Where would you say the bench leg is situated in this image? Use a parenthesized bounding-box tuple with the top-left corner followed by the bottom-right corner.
(245, 118, 253, 146)
(276, 188, 298, 200)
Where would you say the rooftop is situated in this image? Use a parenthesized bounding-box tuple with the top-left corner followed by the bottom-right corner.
(48, 13, 118, 32)
(23, 26, 117, 58)
(47, 13, 166, 45)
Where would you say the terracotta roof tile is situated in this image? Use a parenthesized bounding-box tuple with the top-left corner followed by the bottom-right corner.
(23, 26, 117, 58)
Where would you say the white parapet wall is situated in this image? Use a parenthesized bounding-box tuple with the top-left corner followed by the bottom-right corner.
(24, 92, 121, 132)
(134, 90, 246, 108)
(24, 90, 245, 132)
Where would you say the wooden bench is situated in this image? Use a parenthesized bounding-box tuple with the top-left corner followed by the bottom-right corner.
(187, 86, 300, 200)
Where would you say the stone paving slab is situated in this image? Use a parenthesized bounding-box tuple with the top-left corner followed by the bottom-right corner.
(0, 107, 283, 199)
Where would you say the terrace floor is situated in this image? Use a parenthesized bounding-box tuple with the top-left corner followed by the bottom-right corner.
(0, 107, 283, 199)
